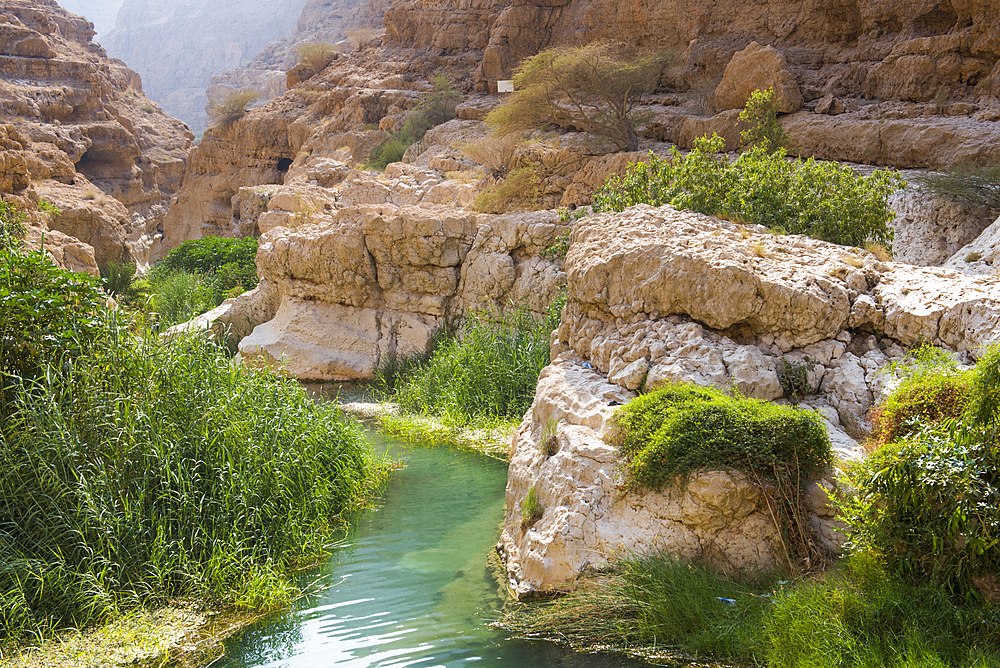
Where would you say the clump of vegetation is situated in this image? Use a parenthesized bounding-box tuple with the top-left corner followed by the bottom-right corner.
(593, 133, 903, 248)
(367, 75, 461, 170)
(867, 345, 974, 447)
(777, 356, 817, 403)
(484, 41, 669, 151)
(0, 249, 388, 642)
(459, 130, 522, 178)
(0, 201, 28, 251)
(912, 163, 1000, 212)
(37, 199, 60, 218)
(208, 88, 260, 126)
(387, 303, 559, 428)
(471, 163, 544, 213)
(739, 87, 791, 153)
(128, 236, 259, 328)
(521, 485, 544, 530)
(501, 551, 1000, 667)
(612, 383, 833, 493)
(295, 41, 337, 77)
(374, 293, 565, 451)
(842, 344, 1000, 600)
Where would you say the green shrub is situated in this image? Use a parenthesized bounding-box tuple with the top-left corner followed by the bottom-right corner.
(99, 260, 139, 302)
(592, 133, 903, 248)
(612, 383, 833, 492)
(868, 347, 974, 447)
(0, 201, 27, 251)
(145, 270, 217, 328)
(843, 344, 1000, 600)
(0, 326, 387, 640)
(739, 86, 791, 153)
(156, 236, 258, 276)
(471, 163, 544, 213)
(0, 247, 109, 386)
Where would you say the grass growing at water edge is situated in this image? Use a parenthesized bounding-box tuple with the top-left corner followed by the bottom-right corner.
(1, 246, 389, 645)
(372, 297, 564, 451)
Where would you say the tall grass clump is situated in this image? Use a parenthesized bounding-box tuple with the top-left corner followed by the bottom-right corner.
(502, 551, 1000, 667)
(0, 249, 388, 642)
(295, 41, 337, 77)
(208, 88, 259, 126)
(390, 303, 557, 426)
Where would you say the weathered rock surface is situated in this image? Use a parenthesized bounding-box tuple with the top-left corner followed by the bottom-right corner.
(714, 42, 802, 114)
(209, 156, 569, 379)
(890, 183, 996, 266)
(945, 212, 1000, 276)
(499, 204, 1000, 596)
(0, 1, 191, 270)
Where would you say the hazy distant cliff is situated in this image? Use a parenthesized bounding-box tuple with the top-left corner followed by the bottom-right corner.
(101, 0, 309, 133)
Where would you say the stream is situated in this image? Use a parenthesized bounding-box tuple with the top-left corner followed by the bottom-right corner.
(209, 434, 653, 668)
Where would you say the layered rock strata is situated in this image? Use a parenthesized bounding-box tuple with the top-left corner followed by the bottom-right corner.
(499, 204, 1000, 598)
(0, 0, 191, 270)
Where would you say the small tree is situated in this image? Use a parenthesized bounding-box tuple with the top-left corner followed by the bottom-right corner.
(739, 87, 791, 153)
(486, 41, 668, 152)
(208, 88, 259, 126)
(295, 41, 337, 77)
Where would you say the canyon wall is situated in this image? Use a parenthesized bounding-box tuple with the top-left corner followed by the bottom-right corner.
(101, 0, 309, 133)
(1, 0, 191, 271)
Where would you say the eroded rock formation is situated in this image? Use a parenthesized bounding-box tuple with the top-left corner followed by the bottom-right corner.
(497, 204, 1000, 597)
(0, 0, 191, 270)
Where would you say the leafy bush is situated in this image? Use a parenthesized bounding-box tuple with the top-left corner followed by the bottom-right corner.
(868, 347, 974, 447)
(593, 133, 903, 248)
(612, 383, 833, 492)
(0, 201, 27, 251)
(295, 41, 336, 77)
(739, 86, 791, 153)
(471, 163, 544, 213)
(156, 236, 258, 275)
(99, 259, 138, 301)
(843, 344, 1000, 600)
(0, 247, 109, 386)
(208, 88, 260, 126)
(145, 270, 217, 327)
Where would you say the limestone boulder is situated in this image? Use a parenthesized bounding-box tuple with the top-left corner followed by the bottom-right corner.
(944, 213, 1000, 277)
(714, 42, 802, 114)
(890, 186, 996, 266)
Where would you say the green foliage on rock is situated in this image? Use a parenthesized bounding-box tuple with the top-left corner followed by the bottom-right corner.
(739, 86, 791, 153)
(592, 133, 903, 248)
(0, 201, 27, 252)
(367, 75, 460, 170)
(843, 344, 1000, 601)
(612, 383, 833, 492)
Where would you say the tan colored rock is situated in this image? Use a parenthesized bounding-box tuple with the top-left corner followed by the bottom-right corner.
(713, 42, 802, 114)
(890, 186, 995, 266)
(500, 356, 787, 598)
(944, 213, 1000, 277)
(1, 0, 191, 268)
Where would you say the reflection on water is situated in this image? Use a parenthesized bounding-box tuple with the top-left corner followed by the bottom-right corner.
(211, 435, 652, 668)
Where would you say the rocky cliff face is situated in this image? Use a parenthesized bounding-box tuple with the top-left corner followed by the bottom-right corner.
(499, 203, 1000, 597)
(101, 0, 308, 133)
(206, 0, 387, 114)
(1, 0, 191, 270)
